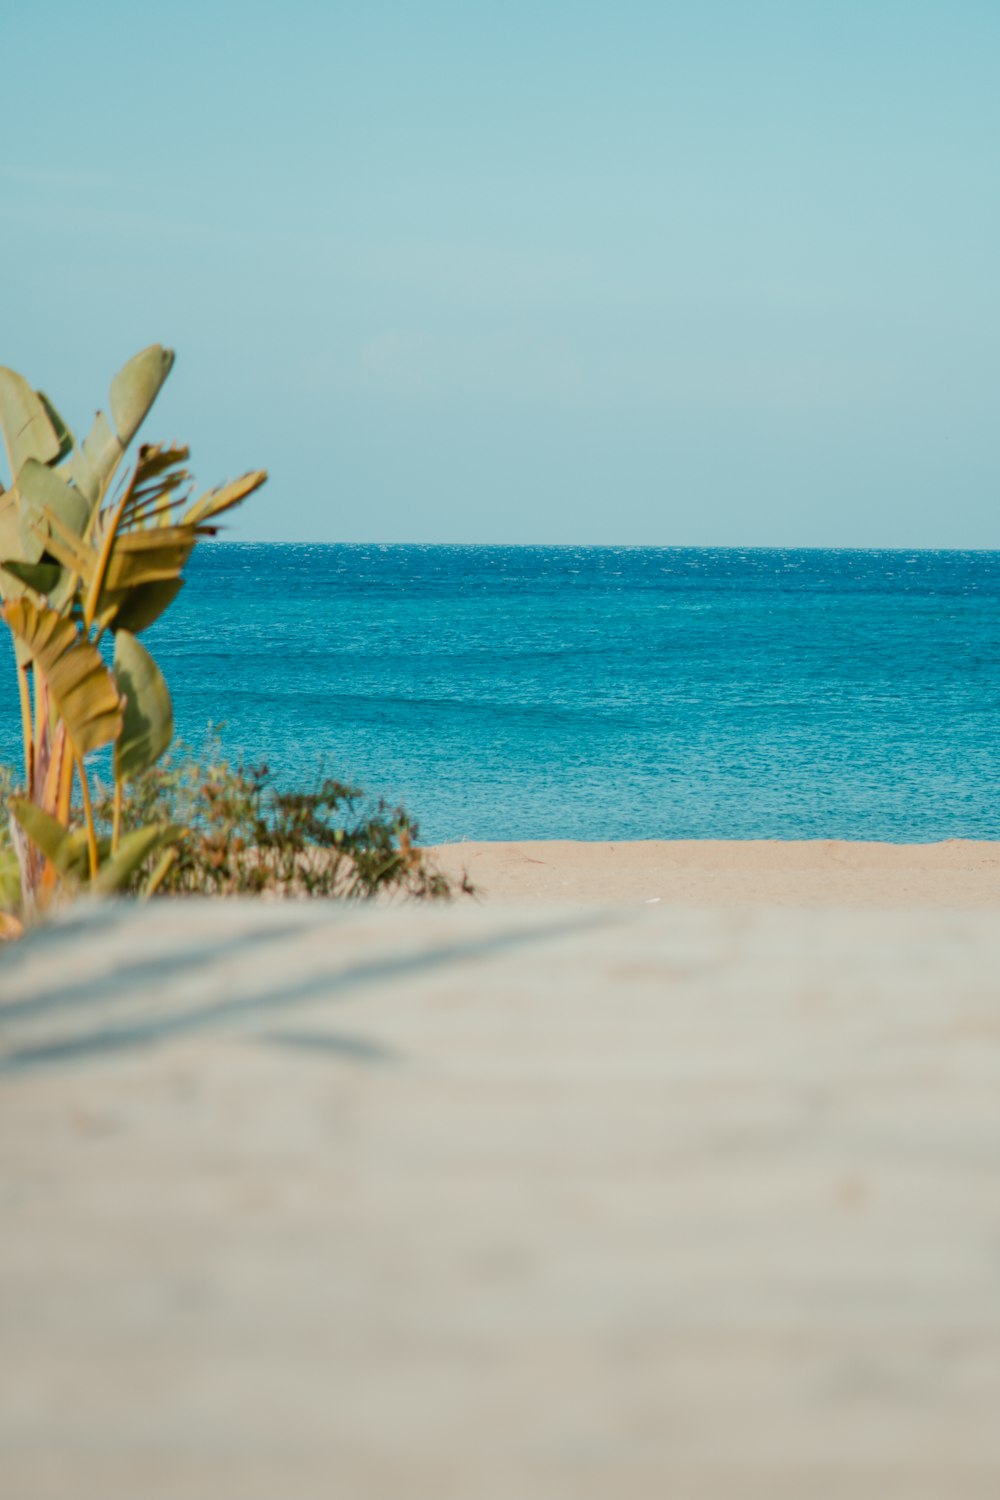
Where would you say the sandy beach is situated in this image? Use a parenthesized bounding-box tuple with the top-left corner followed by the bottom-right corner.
(433, 837, 1000, 907)
(6, 895, 1000, 1499)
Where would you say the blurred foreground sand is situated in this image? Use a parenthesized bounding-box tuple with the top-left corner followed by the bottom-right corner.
(4, 893, 1000, 1498)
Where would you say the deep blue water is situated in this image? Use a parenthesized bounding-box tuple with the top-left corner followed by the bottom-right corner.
(2, 545, 999, 842)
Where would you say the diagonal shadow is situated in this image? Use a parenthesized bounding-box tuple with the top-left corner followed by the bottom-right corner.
(0, 913, 610, 1075)
(261, 1028, 399, 1063)
(0, 901, 139, 984)
(0, 919, 314, 1021)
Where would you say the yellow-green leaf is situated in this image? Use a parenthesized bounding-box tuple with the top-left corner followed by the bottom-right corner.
(42, 511, 193, 623)
(0, 845, 21, 911)
(1, 598, 123, 757)
(0, 559, 73, 614)
(113, 631, 174, 781)
(18, 458, 90, 562)
(0, 490, 21, 570)
(70, 411, 121, 507)
(103, 529, 196, 591)
(36, 392, 74, 464)
(110, 576, 184, 634)
(92, 822, 181, 896)
(110, 346, 175, 447)
(0, 368, 63, 480)
(36, 518, 96, 581)
(117, 443, 191, 531)
(9, 799, 90, 881)
(185, 469, 267, 527)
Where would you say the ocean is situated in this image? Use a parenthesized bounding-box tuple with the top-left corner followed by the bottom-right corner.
(2, 545, 998, 844)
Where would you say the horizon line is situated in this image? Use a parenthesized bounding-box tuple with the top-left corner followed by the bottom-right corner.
(204, 539, 1000, 553)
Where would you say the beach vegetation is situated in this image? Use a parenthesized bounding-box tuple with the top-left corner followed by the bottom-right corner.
(0, 737, 464, 929)
(0, 344, 267, 930)
(0, 348, 467, 939)
(91, 733, 466, 901)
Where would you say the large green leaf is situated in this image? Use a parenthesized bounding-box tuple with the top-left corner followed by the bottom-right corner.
(8, 799, 94, 881)
(103, 529, 196, 589)
(41, 533, 191, 628)
(9, 799, 72, 866)
(18, 458, 90, 562)
(111, 576, 184, 634)
(64, 347, 173, 509)
(11, 798, 177, 894)
(110, 346, 175, 447)
(113, 630, 174, 781)
(32, 521, 95, 584)
(1, 560, 63, 593)
(36, 392, 74, 464)
(1, 598, 123, 757)
(0, 845, 21, 911)
(0, 491, 20, 570)
(41, 512, 194, 611)
(70, 411, 121, 507)
(0, 368, 63, 480)
(0, 559, 73, 614)
(93, 822, 180, 896)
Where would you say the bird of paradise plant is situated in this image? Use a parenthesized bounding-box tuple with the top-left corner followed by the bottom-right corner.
(0, 346, 266, 936)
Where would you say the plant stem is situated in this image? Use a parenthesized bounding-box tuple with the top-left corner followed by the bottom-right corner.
(32, 673, 48, 800)
(142, 846, 177, 900)
(41, 723, 67, 814)
(75, 753, 99, 881)
(16, 661, 33, 796)
(56, 748, 73, 825)
(84, 483, 132, 631)
(112, 779, 123, 855)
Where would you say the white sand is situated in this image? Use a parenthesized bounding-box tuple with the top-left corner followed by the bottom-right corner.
(7, 898, 1000, 1498)
(432, 837, 1000, 906)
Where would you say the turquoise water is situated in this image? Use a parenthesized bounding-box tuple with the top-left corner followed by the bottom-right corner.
(2, 545, 999, 842)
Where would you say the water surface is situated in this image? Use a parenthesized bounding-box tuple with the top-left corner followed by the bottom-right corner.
(2, 545, 998, 842)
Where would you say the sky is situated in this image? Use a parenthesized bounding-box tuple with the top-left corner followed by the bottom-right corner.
(2, 1, 997, 546)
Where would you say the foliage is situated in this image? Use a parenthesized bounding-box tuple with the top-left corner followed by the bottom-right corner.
(0, 345, 266, 918)
(0, 736, 470, 940)
(0, 765, 21, 939)
(88, 736, 468, 901)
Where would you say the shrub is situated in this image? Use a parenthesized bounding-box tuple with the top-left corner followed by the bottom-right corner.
(90, 736, 470, 901)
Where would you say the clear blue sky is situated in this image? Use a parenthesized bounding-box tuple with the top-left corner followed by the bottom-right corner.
(3, 2, 997, 545)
